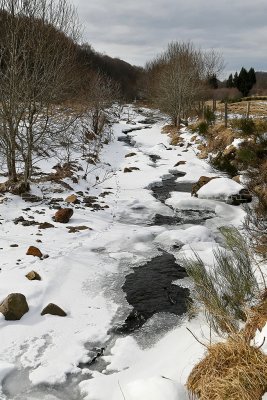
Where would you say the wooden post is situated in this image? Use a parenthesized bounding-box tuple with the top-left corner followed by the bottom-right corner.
(212, 98, 216, 112)
(224, 101, 228, 128)
(246, 101, 251, 119)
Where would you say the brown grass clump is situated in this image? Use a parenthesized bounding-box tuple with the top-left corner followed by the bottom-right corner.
(205, 124, 235, 153)
(162, 124, 183, 145)
(187, 334, 267, 400)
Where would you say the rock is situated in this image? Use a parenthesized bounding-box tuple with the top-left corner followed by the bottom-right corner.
(99, 191, 113, 198)
(67, 225, 92, 233)
(21, 193, 42, 203)
(83, 196, 98, 205)
(125, 152, 137, 158)
(41, 303, 67, 317)
(174, 160, 186, 167)
(232, 175, 241, 183)
(49, 198, 64, 205)
(65, 194, 78, 204)
(13, 216, 26, 225)
(227, 188, 253, 206)
(22, 220, 39, 227)
(26, 271, 41, 281)
(14, 216, 39, 227)
(124, 167, 140, 173)
(0, 293, 29, 320)
(26, 246, 43, 258)
(191, 176, 218, 197)
(223, 145, 236, 157)
(54, 208, 73, 223)
(10, 244, 18, 248)
(38, 222, 54, 229)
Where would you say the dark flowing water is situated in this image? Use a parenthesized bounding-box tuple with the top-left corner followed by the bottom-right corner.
(118, 252, 189, 332)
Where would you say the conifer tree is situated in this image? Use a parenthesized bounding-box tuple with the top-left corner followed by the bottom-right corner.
(226, 73, 234, 88)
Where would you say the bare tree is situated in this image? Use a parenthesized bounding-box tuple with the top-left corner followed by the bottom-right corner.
(146, 42, 224, 126)
(80, 71, 120, 160)
(0, 0, 80, 189)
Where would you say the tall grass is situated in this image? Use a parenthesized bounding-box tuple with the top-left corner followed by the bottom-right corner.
(184, 227, 260, 335)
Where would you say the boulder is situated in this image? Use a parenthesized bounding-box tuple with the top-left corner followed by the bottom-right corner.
(26, 271, 41, 281)
(26, 246, 43, 258)
(227, 188, 253, 206)
(0, 293, 29, 320)
(65, 194, 78, 204)
(191, 176, 218, 197)
(54, 208, 73, 223)
(41, 303, 67, 317)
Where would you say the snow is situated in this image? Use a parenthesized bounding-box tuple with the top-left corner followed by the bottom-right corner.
(80, 317, 208, 400)
(0, 105, 248, 399)
(0, 363, 14, 385)
(197, 177, 244, 200)
(154, 225, 216, 250)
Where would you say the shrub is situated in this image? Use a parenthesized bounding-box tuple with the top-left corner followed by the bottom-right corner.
(204, 106, 216, 125)
(211, 153, 238, 177)
(237, 147, 257, 166)
(232, 118, 255, 136)
(197, 121, 209, 135)
(183, 227, 260, 336)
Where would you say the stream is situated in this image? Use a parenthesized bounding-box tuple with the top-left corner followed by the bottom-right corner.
(2, 111, 217, 400)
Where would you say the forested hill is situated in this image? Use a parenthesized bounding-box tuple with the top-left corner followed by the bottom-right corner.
(76, 44, 143, 100)
(0, 9, 143, 101)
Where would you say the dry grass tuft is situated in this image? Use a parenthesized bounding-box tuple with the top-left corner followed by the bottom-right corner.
(162, 124, 183, 145)
(187, 334, 267, 400)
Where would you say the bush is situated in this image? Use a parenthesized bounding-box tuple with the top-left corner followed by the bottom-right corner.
(197, 121, 209, 135)
(204, 106, 216, 125)
(183, 227, 260, 335)
(237, 147, 257, 166)
(232, 118, 255, 136)
(211, 153, 238, 177)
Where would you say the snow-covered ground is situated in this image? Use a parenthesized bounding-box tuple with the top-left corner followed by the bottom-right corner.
(0, 106, 247, 399)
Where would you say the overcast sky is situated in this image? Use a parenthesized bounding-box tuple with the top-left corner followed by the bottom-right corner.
(72, 0, 267, 76)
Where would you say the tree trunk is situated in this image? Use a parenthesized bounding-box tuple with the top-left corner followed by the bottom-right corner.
(246, 102, 251, 119)
(224, 101, 228, 128)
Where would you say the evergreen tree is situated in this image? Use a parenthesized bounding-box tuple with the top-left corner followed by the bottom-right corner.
(208, 74, 218, 89)
(248, 67, 256, 87)
(236, 67, 256, 97)
(233, 72, 239, 87)
(226, 73, 233, 88)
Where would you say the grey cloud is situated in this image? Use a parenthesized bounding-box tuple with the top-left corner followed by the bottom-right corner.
(72, 0, 267, 73)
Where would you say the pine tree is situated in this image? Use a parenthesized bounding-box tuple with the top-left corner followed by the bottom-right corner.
(208, 74, 218, 89)
(226, 73, 233, 88)
(233, 72, 239, 87)
(248, 67, 256, 87)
